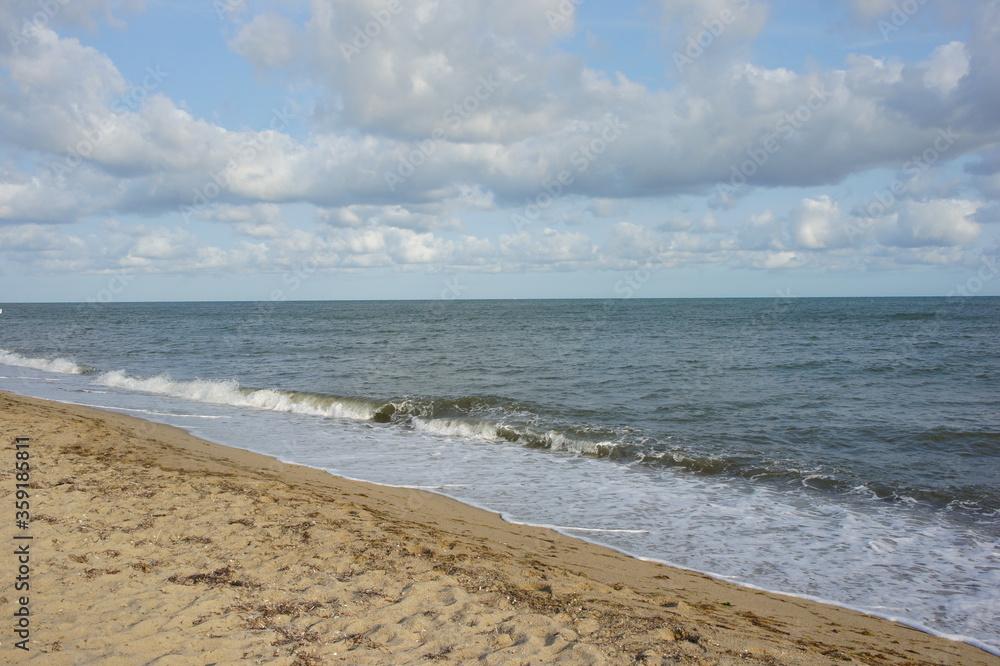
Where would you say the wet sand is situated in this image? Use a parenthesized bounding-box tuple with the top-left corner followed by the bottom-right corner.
(1, 390, 996, 664)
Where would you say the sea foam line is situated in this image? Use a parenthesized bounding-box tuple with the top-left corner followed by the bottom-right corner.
(96, 366, 624, 457)
(550, 526, 652, 534)
(63, 400, 228, 419)
(0, 349, 92, 375)
(94, 370, 376, 421)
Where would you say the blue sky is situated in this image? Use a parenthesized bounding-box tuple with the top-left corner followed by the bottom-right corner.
(0, 0, 998, 302)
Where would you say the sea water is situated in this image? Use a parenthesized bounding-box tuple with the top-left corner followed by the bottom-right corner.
(1, 298, 997, 653)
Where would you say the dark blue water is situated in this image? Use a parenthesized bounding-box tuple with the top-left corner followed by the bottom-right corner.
(1, 298, 998, 651)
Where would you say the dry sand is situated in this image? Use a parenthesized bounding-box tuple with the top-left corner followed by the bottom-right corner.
(0, 390, 996, 665)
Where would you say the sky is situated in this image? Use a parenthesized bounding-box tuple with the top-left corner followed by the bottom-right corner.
(0, 0, 998, 302)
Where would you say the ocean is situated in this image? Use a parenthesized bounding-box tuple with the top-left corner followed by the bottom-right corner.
(1, 298, 997, 653)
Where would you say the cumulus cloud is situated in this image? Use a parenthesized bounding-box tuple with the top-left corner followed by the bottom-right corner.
(1, 0, 998, 288)
(738, 210, 782, 251)
(879, 199, 981, 248)
(229, 12, 301, 70)
(791, 196, 850, 250)
(217, 0, 1000, 205)
(229, 0, 582, 142)
(657, 0, 770, 76)
(200, 204, 287, 238)
(730, 193, 990, 263)
(317, 204, 460, 231)
(0, 221, 268, 274)
(0, 223, 85, 253)
(4, 3, 998, 223)
(500, 229, 598, 267)
(921, 42, 969, 97)
(604, 221, 666, 262)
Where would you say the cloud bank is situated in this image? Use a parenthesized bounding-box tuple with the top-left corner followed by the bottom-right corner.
(1, 0, 998, 296)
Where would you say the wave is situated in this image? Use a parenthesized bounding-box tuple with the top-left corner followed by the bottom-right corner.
(0, 349, 94, 375)
(411, 417, 622, 456)
(94, 370, 626, 457)
(848, 483, 999, 517)
(10, 353, 997, 516)
(95, 370, 379, 421)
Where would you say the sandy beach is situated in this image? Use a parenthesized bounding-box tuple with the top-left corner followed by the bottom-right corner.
(0, 390, 995, 665)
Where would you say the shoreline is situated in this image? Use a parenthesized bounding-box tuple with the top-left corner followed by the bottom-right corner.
(1, 390, 996, 664)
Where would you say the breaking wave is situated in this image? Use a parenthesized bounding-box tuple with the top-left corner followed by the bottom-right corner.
(6, 351, 998, 515)
(93, 370, 625, 457)
(95, 370, 378, 421)
(0, 349, 94, 375)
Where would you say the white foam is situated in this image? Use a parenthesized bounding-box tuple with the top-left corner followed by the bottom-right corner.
(544, 431, 618, 456)
(412, 417, 501, 440)
(62, 400, 228, 419)
(628, 552, 1000, 657)
(412, 417, 619, 457)
(0, 349, 89, 375)
(548, 526, 651, 534)
(94, 370, 376, 421)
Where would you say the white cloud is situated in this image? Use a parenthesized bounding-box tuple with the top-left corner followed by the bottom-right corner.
(318, 204, 459, 231)
(657, 0, 770, 74)
(588, 198, 630, 218)
(1, 0, 998, 293)
(0, 223, 85, 252)
(229, 12, 301, 70)
(760, 251, 803, 270)
(738, 211, 782, 251)
(5, 8, 998, 225)
(791, 196, 849, 250)
(880, 199, 981, 248)
(604, 221, 665, 262)
(697, 211, 719, 232)
(500, 230, 597, 266)
(321, 225, 495, 268)
(201, 204, 286, 238)
(0, 27, 128, 154)
(921, 41, 969, 97)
